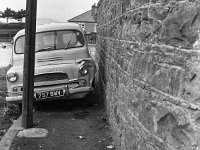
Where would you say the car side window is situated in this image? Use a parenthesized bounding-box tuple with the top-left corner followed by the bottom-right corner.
(76, 32, 84, 46)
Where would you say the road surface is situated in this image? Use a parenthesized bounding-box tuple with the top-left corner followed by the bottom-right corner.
(10, 99, 114, 150)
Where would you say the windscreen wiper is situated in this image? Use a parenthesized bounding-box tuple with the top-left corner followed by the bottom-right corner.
(65, 34, 73, 50)
(36, 46, 52, 53)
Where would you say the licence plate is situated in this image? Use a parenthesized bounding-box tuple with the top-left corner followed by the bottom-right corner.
(35, 89, 64, 100)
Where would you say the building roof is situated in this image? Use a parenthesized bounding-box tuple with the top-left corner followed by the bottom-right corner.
(68, 10, 96, 23)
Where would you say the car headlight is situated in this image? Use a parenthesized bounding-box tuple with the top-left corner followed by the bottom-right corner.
(7, 71, 18, 82)
(78, 60, 96, 76)
(79, 66, 89, 76)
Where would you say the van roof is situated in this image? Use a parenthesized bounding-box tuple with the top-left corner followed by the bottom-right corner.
(14, 22, 83, 39)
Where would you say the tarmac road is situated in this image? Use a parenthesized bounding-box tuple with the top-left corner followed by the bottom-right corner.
(9, 99, 114, 150)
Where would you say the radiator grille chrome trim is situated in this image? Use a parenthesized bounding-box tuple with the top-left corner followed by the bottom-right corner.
(34, 73, 68, 82)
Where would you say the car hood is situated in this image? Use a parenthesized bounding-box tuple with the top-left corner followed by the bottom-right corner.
(12, 47, 89, 67)
(10, 48, 91, 79)
(10, 61, 80, 80)
(35, 48, 89, 67)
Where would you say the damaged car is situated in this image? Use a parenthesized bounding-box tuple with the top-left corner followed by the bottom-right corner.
(6, 23, 96, 103)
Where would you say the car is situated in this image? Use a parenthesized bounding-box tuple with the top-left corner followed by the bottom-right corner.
(6, 22, 96, 103)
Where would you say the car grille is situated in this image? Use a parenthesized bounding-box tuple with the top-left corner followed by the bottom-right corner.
(34, 73, 68, 82)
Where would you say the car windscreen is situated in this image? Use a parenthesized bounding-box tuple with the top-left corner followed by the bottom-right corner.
(15, 30, 85, 54)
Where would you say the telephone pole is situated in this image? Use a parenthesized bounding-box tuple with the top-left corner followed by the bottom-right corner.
(22, 0, 37, 128)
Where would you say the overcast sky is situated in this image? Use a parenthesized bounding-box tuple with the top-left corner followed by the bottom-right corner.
(0, 0, 99, 22)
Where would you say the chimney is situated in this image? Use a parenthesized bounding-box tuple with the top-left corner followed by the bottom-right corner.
(91, 3, 97, 17)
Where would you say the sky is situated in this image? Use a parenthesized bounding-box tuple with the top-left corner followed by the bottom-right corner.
(0, 0, 99, 22)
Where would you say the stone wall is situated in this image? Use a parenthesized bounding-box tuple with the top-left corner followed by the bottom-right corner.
(95, 0, 200, 149)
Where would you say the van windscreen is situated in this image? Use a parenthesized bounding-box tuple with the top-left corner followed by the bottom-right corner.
(15, 30, 84, 54)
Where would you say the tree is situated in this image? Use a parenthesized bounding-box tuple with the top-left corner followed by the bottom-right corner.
(13, 9, 26, 22)
(1, 7, 15, 23)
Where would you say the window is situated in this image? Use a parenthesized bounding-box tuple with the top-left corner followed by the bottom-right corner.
(78, 23, 85, 31)
(15, 30, 84, 54)
(15, 36, 25, 53)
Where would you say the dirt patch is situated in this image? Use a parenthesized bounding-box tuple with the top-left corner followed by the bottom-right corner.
(0, 66, 21, 140)
(10, 101, 115, 150)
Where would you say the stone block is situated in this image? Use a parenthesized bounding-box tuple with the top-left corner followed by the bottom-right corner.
(159, 4, 200, 49)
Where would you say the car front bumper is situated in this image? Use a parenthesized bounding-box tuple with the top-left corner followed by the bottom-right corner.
(6, 85, 93, 103)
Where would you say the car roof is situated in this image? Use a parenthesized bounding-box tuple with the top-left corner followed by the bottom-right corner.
(14, 22, 83, 39)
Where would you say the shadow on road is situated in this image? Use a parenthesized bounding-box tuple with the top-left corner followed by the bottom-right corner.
(34, 98, 88, 112)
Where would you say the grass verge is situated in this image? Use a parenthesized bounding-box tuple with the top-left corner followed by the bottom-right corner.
(0, 66, 21, 140)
